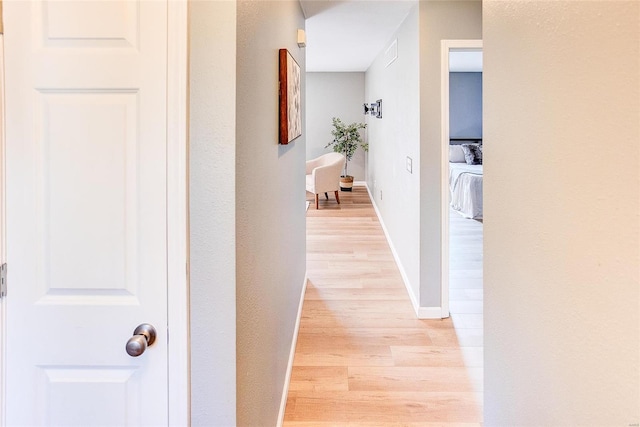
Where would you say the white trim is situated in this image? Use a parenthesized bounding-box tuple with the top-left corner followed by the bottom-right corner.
(365, 185, 443, 319)
(440, 41, 451, 319)
(440, 39, 482, 321)
(353, 180, 367, 187)
(418, 306, 446, 319)
(277, 275, 308, 427)
(166, 1, 190, 426)
(0, 33, 6, 427)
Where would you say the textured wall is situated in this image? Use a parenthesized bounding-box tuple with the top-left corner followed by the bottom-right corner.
(365, 5, 421, 306)
(306, 72, 366, 180)
(235, 1, 307, 425)
(189, 1, 237, 425)
(484, 1, 639, 425)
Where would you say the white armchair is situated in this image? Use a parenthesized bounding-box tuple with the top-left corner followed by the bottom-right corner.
(306, 152, 345, 209)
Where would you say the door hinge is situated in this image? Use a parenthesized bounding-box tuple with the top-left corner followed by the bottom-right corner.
(1, 263, 7, 298)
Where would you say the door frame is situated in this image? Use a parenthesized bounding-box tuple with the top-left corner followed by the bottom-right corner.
(0, 30, 6, 427)
(166, 1, 190, 425)
(440, 39, 483, 318)
(0, 2, 190, 425)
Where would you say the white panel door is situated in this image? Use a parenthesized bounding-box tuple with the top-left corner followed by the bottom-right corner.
(4, 1, 169, 425)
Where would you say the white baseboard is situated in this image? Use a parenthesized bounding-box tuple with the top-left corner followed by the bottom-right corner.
(364, 184, 444, 320)
(354, 180, 367, 187)
(418, 306, 446, 319)
(276, 274, 308, 426)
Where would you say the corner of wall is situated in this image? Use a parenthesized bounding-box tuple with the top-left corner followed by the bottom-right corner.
(365, 185, 443, 319)
(276, 275, 308, 426)
(189, 1, 238, 425)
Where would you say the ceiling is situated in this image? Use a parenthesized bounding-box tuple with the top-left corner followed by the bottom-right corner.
(299, 0, 482, 73)
(300, 0, 417, 72)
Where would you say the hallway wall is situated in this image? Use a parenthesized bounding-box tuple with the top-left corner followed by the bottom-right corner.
(189, 1, 237, 424)
(236, 0, 307, 425)
(190, 1, 306, 424)
(306, 72, 366, 181)
(365, 5, 421, 307)
(419, 0, 482, 308)
(364, 1, 481, 315)
(484, 1, 639, 424)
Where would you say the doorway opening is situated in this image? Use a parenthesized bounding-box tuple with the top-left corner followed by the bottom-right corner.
(440, 39, 482, 317)
(440, 40, 484, 406)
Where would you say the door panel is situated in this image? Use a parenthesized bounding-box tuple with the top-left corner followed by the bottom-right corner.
(40, 1, 139, 48)
(4, 1, 168, 425)
(36, 366, 142, 426)
(39, 91, 139, 300)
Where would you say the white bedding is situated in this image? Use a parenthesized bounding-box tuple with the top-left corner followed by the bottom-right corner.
(449, 163, 483, 219)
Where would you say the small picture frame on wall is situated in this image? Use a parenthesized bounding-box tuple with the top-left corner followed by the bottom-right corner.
(279, 49, 302, 145)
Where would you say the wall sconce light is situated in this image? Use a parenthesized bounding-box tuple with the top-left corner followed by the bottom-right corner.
(373, 99, 382, 118)
(297, 29, 306, 48)
(364, 99, 383, 118)
(364, 100, 382, 118)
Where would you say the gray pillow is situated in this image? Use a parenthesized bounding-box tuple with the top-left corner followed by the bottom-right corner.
(449, 145, 467, 163)
(461, 144, 482, 165)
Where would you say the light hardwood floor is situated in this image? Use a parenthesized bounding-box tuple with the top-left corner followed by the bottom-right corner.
(283, 186, 483, 426)
(448, 209, 484, 405)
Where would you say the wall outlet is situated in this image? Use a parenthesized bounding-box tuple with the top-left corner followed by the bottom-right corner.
(406, 156, 413, 173)
(380, 190, 383, 200)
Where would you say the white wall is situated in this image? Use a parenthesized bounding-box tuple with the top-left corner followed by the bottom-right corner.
(306, 72, 366, 180)
(189, 1, 237, 425)
(419, 0, 482, 308)
(236, 1, 307, 425)
(365, 6, 421, 306)
(484, 1, 639, 425)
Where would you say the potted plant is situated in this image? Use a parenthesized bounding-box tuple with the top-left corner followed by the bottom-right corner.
(325, 117, 368, 191)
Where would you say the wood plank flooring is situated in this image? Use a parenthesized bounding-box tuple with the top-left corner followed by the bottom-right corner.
(283, 187, 483, 426)
(449, 209, 484, 405)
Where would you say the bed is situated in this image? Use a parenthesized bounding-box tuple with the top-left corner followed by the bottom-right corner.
(449, 142, 483, 220)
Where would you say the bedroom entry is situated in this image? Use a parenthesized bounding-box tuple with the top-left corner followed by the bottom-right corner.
(440, 40, 483, 318)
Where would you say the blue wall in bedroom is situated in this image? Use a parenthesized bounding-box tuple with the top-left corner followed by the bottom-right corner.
(450, 72, 482, 139)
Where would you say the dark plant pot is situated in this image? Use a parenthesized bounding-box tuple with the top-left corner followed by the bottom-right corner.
(340, 175, 354, 192)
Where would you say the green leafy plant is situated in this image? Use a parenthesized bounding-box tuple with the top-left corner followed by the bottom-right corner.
(325, 117, 368, 177)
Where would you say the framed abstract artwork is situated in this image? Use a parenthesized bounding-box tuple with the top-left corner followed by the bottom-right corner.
(279, 49, 302, 145)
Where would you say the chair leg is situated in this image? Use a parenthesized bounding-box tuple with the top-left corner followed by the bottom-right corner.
(315, 194, 319, 209)
(335, 190, 340, 204)
(325, 192, 329, 200)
